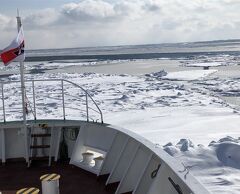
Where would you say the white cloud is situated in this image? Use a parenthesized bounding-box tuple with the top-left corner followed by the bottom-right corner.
(0, 14, 15, 30)
(60, 0, 146, 22)
(61, 0, 115, 21)
(0, 0, 240, 49)
(23, 8, 59, 27)
(0, 14, 10, 29)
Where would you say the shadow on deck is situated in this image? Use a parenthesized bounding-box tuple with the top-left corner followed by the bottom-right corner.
(0, 161, 115, 194)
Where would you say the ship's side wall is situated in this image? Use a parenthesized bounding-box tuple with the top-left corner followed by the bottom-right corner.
(0, 120, 210, 194)
(0, 129, 2, 161)
(0, 128, 25, 161)
(70, 122, 210, 194)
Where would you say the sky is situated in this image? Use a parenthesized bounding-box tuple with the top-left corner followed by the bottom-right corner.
(0, 0, 240, 49)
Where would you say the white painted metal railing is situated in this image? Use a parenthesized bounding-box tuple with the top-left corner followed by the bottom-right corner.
(0, 79, 103, 123)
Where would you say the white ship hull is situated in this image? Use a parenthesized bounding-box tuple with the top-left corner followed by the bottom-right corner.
(0, 119, 209, 194)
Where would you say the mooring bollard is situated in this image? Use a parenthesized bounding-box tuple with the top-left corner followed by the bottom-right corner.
(40, 173, 61, 194)
(16, 187, 40, 194)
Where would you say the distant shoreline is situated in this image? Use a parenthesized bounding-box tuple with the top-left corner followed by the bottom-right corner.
(24, 50, 240, 62)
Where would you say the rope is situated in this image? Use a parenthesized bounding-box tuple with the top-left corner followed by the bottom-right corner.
(25, 94, 36, 118)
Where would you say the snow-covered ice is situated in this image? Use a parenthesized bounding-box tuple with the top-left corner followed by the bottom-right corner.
(184, 62, 223, 67)
(163, 137, 240, 194)
(163, 69, 218, 81)
(1, 65, 240, 193)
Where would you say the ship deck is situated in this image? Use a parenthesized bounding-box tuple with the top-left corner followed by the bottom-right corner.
(0, 161, 115, 194)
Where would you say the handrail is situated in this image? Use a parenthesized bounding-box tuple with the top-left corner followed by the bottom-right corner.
(0, 79, 103, 123)
(63, 79, 103, 123)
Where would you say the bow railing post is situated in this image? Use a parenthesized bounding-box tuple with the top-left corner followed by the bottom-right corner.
(32, 80, 36, 120)
(86, 92, 89, 122)
(1, 84, 6, 123)
(61, 80, 66, 120)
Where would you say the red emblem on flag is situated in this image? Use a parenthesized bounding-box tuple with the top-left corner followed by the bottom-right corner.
(0, 26, 25, 65)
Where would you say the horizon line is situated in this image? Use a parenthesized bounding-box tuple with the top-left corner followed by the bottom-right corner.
(25, 38, 240, 51)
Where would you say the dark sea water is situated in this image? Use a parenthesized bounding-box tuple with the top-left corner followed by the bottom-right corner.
(25, 39, 240, 62)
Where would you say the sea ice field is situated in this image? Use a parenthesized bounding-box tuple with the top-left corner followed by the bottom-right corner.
(1, 51, 240, 193)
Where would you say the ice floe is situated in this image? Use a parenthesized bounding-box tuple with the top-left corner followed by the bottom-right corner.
(184, 62, 223, 67)
(163, 136, 240, 194)
(162, 69, 218, 81)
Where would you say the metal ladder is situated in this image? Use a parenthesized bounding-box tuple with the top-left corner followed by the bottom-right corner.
(28, 124, 53, 167)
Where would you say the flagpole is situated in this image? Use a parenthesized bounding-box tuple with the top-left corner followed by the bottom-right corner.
(16, 10, 29, 164)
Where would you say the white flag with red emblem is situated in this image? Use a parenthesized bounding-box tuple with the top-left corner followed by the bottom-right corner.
(0, 26, 25, 65)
